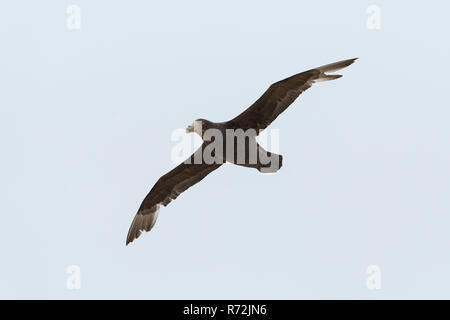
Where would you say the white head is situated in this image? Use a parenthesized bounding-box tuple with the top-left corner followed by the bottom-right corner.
(186, 119, 208, 137)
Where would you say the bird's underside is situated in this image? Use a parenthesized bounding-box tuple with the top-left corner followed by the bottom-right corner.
(126, 58, 357, 245)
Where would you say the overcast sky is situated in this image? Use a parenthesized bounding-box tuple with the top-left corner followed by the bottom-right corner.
(1, 1, 449, 298)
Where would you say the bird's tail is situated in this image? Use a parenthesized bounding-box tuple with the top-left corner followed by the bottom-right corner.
(313, 58, 358, 82)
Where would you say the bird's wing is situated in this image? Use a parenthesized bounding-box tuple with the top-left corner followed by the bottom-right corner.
(230, 58, 357, 131)
(126, 143, 222, 245)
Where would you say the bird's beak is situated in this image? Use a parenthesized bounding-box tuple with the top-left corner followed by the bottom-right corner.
(186, 124, 194, 133)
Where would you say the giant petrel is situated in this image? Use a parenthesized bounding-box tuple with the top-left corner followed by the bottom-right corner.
(126, 58, 357, 245)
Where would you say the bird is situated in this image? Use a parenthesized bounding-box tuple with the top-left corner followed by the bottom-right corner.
(126, 58, 357, 245)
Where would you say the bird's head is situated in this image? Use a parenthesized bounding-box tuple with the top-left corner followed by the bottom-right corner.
(186, 119, 211, 137)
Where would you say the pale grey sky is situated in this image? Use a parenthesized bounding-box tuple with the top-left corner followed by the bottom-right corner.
(1, 1, 449, 299)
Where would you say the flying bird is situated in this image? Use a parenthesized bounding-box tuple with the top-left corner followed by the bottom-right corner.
(126, 58, 357, 245)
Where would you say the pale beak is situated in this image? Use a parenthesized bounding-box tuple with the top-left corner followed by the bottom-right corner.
(186, 124, 194, 133)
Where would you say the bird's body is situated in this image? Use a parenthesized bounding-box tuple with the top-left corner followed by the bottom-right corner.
(126, 58, 357, 245)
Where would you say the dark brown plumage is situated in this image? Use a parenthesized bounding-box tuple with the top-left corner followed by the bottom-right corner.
(126, 58, 357, 245)
(126, 145, 222, 244)
(229, 58, 357, 131)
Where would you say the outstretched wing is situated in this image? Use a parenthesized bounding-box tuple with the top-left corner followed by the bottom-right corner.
(230, 58, 357, 131)
(126, 144, 222, 245)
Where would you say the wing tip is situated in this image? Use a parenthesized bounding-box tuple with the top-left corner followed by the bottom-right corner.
(125, 205, 160, 246)
(313, 57, 358, 82)
(316, 57, 358, 73)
